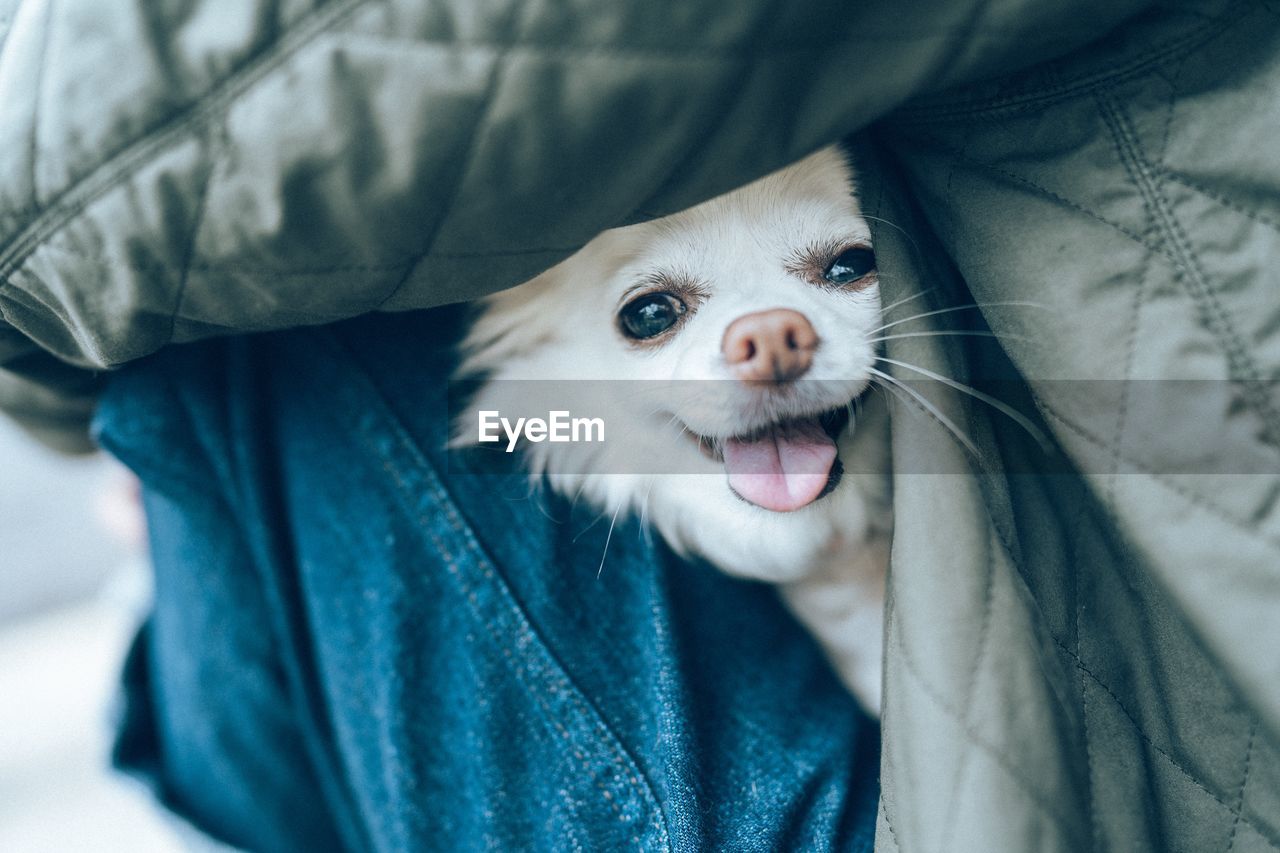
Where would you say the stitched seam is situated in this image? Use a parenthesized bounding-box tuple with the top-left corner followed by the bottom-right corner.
(1080, 649, 1101, 852)
(314, 330, 673, 849)
(1072, 395, 1103, 850)
(1058, 642, 1280, 850)
(373, 45, 513, 311)
(1160, 169, 1280, 238)
(322, 22, 1171, 52)
(25, 239, 580, 275)
(372, 0, 538, 309)
(1225, 723, 1258, 852)
(0, 0, 372, 282)
(374, 448, 641, 840)
(166, 128, 220, 345)
(961, 383, 1272, 851)
(26, 0, 55, 208)
(436, 475, 668, 845)
(1153, 52, 1191, 167)
(935, 522, 997, 853)
(627, 0, 786, 223)
(894, 2, 1249, 123)
(0, 14, 1095, 229)
(870, 173, 906, 853)
(388, 452, 642, 844)
(428, 482, 649, 847)
(1035, 400, 1280, 550)
(221, 362, 376, 853)
(999, 462, 1280, 852)
(967, 433, 1276, 850)
(877, 798, 903, 852)
(919, 0, 991, 104)
(891, 612, 1087, 845)
(968, 445, 1272, 847)
(318, 30, 873, 58)
(1096, 89, 1280, 448)
(399, 450, 663, 847)
(1105, 250, 1153, 513)
(917, 134, 1168, 259)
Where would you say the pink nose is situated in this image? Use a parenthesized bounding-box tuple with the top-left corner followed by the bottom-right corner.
(721, 308, 818, 383)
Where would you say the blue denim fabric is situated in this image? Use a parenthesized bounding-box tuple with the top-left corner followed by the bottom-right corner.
(93, 307, 880, 852)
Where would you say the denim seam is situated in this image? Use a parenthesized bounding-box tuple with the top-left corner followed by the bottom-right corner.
(145, 353, 375, 852)
(423, 494, 648, 842)
(381, 431, 668, 848)
(314, 330, 674, 850)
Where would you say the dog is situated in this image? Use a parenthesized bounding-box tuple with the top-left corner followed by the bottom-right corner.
(454, 145, 892, 714)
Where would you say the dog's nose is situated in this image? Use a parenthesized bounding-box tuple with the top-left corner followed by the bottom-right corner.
(722, 308, 818, 383)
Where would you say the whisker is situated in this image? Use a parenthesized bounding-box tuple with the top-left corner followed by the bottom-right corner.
(868, 330, 1030, 345)
(868, 367, 979, 455)
(597, 504, 623, 579)
(867, 301, 1046, 337)
(876, 286, 936, 319)
(859, 214, 922, 257)
(875, 356, 1051, 451)
(638, 477, 656, 550)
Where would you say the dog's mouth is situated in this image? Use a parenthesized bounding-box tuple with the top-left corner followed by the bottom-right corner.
(685, 406, 850, 512)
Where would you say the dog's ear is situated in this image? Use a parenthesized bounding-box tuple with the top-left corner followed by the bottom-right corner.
(455, 262, 575, 380)
(456, 227, 641, 379)
(450, 256, 586, 452)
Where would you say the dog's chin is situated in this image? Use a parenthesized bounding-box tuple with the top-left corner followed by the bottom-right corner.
(651, 465, 859, 583)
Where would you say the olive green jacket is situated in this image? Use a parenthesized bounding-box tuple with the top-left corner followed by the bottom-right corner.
(2, 1, 1278, 850)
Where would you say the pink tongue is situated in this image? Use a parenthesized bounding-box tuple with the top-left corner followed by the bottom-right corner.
(722, 419, 837, 512)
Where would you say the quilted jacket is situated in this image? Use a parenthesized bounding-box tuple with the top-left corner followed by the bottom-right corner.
(2, 1, 1278, 851)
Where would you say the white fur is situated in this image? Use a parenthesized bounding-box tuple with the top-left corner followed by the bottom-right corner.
(455, 146, 892, 714)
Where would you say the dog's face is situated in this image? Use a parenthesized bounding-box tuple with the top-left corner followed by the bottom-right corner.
(459, 146, 889, 580)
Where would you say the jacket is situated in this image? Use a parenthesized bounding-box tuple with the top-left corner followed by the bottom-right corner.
(2, 1, 1277, 850)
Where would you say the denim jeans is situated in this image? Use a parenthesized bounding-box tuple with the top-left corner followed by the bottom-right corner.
(93, 307, 880, 852)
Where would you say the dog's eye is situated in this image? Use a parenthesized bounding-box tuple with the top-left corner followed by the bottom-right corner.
(823, 247, 876, 285)
(618, 292, 687, 340)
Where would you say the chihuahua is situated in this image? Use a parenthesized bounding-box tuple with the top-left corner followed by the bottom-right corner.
(455, 146, 892, 714)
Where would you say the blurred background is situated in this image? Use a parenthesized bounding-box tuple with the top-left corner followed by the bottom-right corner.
(0, 417, 191, 851)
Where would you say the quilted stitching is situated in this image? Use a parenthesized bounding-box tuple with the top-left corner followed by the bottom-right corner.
(166, 125, 220, 345)
(1095, 88, 1280, 447)
(876, 5, 1280, 849)
(0, 0, 374, 278)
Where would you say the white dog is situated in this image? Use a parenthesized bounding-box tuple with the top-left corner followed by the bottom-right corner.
(455, 146, 892, 714)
